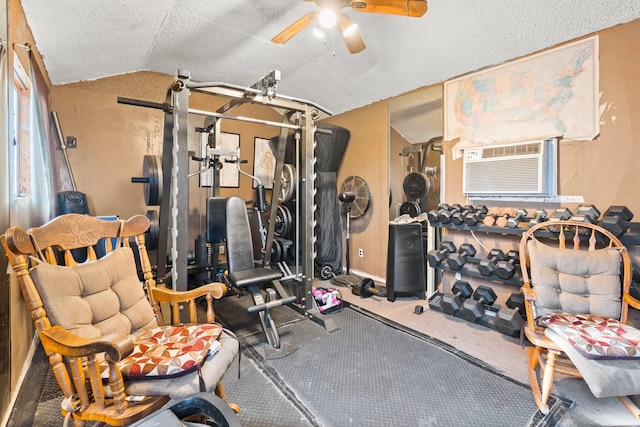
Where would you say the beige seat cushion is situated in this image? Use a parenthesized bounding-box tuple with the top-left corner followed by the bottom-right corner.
(29, 247, 158, 338)
(527, 239, 622, 319)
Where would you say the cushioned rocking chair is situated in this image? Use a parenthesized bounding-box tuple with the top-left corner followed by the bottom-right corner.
(2, 213, 239, 426)
(519, 219, 640, 418)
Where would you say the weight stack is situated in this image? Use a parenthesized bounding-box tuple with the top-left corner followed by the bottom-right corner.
(386, 222, 426, 302)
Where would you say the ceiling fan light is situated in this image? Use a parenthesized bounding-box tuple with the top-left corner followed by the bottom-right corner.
(343, 23, 358, 37)
(318, 9, 337, 28)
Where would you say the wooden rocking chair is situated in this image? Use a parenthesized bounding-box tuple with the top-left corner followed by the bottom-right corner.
(519, 219, 640, 417)
(2, 214, 239, 426)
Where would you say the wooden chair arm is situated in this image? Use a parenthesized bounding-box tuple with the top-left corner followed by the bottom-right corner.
(150, 282, 227, 303)
(521, 284, 536, 300)
(39, 325, 134, 362)
(151, 283, 227, 324)
(624, 293, 640, 311)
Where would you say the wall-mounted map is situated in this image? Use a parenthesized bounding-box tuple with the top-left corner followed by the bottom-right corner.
(444, 36, 599, 149)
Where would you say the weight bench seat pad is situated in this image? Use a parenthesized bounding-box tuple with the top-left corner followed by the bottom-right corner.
(546, 328, 640, 398)
(229, 267, 282, 288)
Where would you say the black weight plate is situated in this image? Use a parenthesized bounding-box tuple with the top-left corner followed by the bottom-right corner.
(402, 172, 429, 200)
(399, 201, 421, 217)
(145, 209, 159, 251)
(143, 155, 163, 206)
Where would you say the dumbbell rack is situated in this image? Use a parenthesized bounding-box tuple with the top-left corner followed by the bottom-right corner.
(435, 217, 640, 246)
(427, 214, 640, 337)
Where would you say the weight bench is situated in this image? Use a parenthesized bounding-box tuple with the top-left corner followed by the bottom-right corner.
(208, 196, 298, 358)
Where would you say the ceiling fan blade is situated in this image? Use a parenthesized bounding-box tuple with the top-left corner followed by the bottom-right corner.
(272, 11, 319, 44)
(350, 0, 428, 17)
(338, 14, 366, 54)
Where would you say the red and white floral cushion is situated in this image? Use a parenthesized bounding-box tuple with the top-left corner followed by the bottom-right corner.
(540, 313, 640, 360)
(101, 323, 223, 379)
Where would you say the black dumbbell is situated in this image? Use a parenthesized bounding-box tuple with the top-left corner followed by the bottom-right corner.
(599, 205, 634, 237)
(427, 241, 456, 268)
(630, 263, 640, 301)
(494, 250, 520, 280)
(571, 204, 601, 224)
(352, 279, 386, 298)
(460, 286, 497, 322)
(427, 203, 451, 224)
(464, 205, 489, 226)
(528, 209, 548, 227)
(446, 243, 477, 271)
(506, 209, 528, 228)
(478, 249, 506, 276)
(438, 203, 463, 224)
(440, 281, 474, 315)
(451, 205, 475, 226)
(547, 207, 572, 232)
(493, 293, 527, 337)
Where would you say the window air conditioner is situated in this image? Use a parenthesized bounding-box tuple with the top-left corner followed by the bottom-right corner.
(462, 138, 557, 196)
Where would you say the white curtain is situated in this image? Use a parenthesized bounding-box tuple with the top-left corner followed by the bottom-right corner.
(28, 50, 57, 225)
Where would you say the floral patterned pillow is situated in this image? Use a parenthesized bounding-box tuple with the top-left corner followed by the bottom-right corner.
(540, 314, 640, 360)
(101, 323, 222, 379)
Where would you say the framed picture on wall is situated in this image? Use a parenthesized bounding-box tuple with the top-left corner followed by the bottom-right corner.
(200, 132, 240, 188)
(253, 137, 275, 189)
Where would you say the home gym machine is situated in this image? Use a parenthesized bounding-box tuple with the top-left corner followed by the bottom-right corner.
(121, 69, 340, 336)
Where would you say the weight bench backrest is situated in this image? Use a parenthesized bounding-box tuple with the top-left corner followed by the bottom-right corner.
(225, 196, 256, 272)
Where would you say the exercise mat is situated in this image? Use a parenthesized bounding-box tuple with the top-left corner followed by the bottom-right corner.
(223, 304, 570, 427)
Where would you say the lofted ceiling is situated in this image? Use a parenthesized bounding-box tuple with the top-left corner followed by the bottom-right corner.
(19, 0, 640, 117)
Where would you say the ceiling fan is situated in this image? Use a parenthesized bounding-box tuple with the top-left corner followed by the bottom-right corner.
(272, 0, 428, 54)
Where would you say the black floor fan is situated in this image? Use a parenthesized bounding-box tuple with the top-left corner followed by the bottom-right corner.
(331, 191, 362, 288)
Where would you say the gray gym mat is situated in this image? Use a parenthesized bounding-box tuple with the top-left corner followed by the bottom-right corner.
(9, 295, 569, 426)
(231, 305, 570, 427)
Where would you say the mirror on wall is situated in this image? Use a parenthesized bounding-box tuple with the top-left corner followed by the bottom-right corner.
(388, 84, 443, 221)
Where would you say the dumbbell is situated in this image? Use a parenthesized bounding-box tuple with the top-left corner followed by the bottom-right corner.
(630, 263, 640, 301)
(506, 209, 528, 228)
(493, 293, 527, 337)
(528, 209, 548, 227)
(446, 243, 477, 271)
(478, 249, 506, 276)
(571, 204, 601, 224)
(464, 205, 489, 226)
(460, 286, 497, 322)
(547, 207, 572, 232)
(427, 203, 451, 224)
(427, 241, 456, 268)
(438, 203, 463, 224)
(440, 281, 474, 315)
(495, 208, 517, 227)
(599, 205, 634, 237)
(352, 279, 386, 298)
(494, 250, 520, 280)
(451, 205, 475, 226)
(482, 207, 502, 226)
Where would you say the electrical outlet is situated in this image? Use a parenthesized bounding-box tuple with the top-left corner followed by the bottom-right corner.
(219, 245, 225, 254)
(358, 248, 364, 257)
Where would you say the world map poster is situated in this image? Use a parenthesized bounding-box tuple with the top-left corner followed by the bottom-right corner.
(444, 36, 599, 149)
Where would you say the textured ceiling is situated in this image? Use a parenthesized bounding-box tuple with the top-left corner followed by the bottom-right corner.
(20, 0, 640, 115)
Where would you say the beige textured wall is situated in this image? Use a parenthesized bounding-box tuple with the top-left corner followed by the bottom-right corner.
(322, 101, 390, 279)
